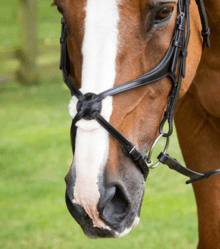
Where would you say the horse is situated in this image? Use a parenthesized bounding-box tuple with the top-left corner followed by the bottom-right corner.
(52, 0, 220, 247)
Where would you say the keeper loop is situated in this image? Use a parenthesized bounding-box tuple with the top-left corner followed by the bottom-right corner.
(202, 27, 210, 37)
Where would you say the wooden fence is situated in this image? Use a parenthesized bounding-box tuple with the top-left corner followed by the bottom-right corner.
(0, 0, 60, 85)
(0, 43, 60, 85)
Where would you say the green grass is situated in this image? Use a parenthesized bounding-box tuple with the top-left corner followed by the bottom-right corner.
(1, 78, 198, 249)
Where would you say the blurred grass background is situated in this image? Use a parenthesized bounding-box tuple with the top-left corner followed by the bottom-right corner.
(0, 0, 198, 248)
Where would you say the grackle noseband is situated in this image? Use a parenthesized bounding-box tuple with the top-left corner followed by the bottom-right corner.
(59, 0, 220, 184)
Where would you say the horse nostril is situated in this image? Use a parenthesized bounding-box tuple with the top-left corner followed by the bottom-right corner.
(98, 185, 131, 230)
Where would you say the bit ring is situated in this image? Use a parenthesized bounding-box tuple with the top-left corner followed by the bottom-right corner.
(147, 134, 169, 169)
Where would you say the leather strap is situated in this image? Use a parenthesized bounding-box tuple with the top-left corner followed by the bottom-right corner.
(94, 44, 176, 102)
(158, 153, 220, 184)
(60, 19, 85, 101)
(195, 0, 211, 48)
(93, 111, 149, 178)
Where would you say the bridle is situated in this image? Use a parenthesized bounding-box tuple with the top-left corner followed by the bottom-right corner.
(59, 0, 220, 184)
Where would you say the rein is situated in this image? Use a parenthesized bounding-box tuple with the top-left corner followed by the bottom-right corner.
(59, 0, 220, 184)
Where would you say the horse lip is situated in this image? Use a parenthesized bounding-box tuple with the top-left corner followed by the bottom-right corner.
(65, 191, 116, 238)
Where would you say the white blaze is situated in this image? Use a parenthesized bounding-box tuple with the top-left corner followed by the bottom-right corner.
(68, 0, 119, 230)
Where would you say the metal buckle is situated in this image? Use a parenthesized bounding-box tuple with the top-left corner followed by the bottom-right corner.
(129, 146, 136, 155)
(177, 12, 185, 19)
(147, 134, 169, 169)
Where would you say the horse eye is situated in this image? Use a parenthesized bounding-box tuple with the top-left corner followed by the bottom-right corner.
(155, 6, 174, 23)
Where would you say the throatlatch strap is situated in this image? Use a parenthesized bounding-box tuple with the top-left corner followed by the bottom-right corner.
(195, 0, 211, 48)
(158, 153, 220, 184)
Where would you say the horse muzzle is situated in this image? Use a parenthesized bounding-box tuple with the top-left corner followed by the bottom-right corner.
(65, 163, 145, 238)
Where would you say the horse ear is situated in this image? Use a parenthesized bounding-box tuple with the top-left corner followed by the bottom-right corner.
(51, 2, 56, 7)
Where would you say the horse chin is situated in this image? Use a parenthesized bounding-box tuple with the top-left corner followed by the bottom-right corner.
(65, 191, 141, 238)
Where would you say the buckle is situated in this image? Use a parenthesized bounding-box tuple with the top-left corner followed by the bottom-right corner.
(129, 146, 136, 155)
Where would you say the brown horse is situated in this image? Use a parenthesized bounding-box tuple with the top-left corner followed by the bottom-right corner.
(53, 0, 220, 247)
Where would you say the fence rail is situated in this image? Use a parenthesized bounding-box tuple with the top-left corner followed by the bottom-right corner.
(0, 43, 60, 84)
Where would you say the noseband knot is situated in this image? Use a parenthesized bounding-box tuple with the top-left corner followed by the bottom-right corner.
(76, 93, 102, 120)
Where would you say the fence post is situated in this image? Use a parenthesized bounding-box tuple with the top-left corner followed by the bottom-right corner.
(16, 0, 39, 85)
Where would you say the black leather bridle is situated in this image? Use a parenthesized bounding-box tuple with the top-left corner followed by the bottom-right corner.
(59, 0, 220, 184)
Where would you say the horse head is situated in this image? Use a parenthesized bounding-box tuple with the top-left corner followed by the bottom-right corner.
(53, 0, 205, 238)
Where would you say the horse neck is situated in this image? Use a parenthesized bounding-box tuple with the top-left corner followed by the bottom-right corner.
(203, 0, 220, 34)
(190, 0, 220, 118)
